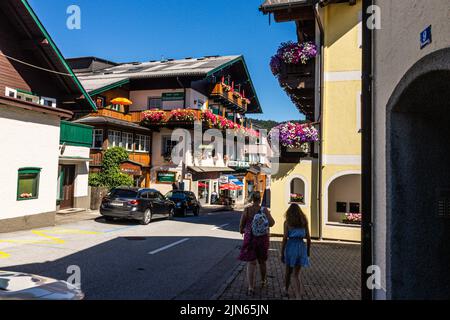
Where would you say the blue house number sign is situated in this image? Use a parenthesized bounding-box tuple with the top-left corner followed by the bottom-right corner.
(420, 25, 432, 49)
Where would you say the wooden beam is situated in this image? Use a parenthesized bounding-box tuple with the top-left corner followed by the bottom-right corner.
(273, 7, 315, 23)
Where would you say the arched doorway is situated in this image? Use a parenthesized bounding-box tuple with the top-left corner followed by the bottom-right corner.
(387, 48, 450, 299)
(326, 173, 361, 225)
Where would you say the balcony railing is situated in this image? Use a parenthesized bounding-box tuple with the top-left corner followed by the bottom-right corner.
(90, 150, 151, 167)
(210, 83, 250, 112)
(91, 107, 144, 123)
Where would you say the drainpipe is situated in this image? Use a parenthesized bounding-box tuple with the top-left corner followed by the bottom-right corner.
(177, 76, 187, 189)
(361, 0, 374, 301)
(313, 5, 324, 240)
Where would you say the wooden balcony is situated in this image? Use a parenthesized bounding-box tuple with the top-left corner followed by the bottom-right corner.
(210, 83, 249, 112)
(277, 59, 316, 120)
(90, 149, 151, 167)
(89, 107, 144, 123)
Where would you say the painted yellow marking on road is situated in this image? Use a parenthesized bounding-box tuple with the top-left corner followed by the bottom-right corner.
(0, 229, 102, 259)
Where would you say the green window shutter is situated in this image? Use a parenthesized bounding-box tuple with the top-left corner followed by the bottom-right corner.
(60, 121, 93, 147)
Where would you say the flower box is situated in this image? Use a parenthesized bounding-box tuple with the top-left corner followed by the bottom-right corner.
(342, 213, 362, 225)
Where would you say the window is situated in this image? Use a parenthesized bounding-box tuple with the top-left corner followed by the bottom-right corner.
(108, 130, 122, 148)
(350, 202, 361, 214)
(17, 90, 39, 104)
(148, 97, 162, 110)
(110, 104, 121, 112)
(336, 202, 348, 213)
(95, 96, 105, 109)
(5, 87, 17, 98)
(290, 178, 305, 204)
(40, 97, 57, 108)
(135, 134, 150, 152)
(161, 136, 178, 158)
(210, 105, 220, 115)
(92, 129, 103, 149)
(17, 168, 41, 200)
(122, 133, 134, 151)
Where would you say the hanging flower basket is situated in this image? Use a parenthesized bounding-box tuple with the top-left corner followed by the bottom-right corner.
(270, 41, 318, 77)
(269, 122, 319, 149)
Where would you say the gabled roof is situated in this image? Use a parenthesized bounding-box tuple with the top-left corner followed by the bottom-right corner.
(0, 0, 97, 111)
(77, 56, 241, 90)
(75, 55, 263, 114)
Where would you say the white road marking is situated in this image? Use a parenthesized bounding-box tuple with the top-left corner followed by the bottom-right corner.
(211, 224, 230, 230)
(148, 238, 190, 255)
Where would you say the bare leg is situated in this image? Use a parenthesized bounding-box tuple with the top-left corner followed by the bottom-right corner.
(247, 261, 257, 294)
(284, 266, 293, 296)
(258, 259, 267, 287)
(292, 267, 303, 299)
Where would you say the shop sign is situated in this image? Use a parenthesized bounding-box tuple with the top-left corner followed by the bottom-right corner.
(162, 92, 184, 101)
(157, 171, 177, 183)
(228, 161, 250, 168)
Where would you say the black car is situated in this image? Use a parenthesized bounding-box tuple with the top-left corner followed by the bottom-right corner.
(100, 188, 175, 225)
(165, 191, 200, 217)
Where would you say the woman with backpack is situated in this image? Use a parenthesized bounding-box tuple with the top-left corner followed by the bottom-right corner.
(281, 204, 311, 299)
(238, 192, 275, 296)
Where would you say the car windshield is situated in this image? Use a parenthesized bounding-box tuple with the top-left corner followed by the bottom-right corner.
(166, 192, 186, 199)
(109, 189, 138, 199)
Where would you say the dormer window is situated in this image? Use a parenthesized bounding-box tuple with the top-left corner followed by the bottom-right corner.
(40, 97, 57, 108)
(5, 87, 17, 98)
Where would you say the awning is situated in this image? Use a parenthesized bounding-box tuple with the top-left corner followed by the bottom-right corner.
(226, 175, 244, 187)
(220, 184, 243, 191)
(188, 166, 235, 173)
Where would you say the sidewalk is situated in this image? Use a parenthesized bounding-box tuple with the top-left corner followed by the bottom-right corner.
(215, 238, 361, 300)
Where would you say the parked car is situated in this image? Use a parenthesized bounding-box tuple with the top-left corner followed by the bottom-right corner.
(0, 271, 84, 300)
(165, 191, 200, 217)
(100, 188, 175, 225)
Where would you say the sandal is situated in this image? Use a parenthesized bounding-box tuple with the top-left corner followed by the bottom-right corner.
(247, 288, 255, 296)
(261, 279, 268, 289)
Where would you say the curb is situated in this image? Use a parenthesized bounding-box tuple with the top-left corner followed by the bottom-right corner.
(209, 261, 246, 300)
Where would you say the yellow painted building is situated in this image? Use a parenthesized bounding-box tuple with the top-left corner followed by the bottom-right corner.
(261, 0, 362, 241)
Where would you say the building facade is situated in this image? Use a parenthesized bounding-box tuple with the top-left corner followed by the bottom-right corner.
(68, 56, 269, 205)
(0, 0, 95, 232)
(369, 0, 450, 300)
(261, 0, 362, 241)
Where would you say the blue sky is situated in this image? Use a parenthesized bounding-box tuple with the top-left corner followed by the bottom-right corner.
(29, 0, 303, 122)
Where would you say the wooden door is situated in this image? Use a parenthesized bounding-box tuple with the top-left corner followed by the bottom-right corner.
(60, 165, 76, 209)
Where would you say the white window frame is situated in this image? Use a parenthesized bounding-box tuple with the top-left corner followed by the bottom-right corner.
(5, 87, 17, 98)
(40, 96, 57, 108)
(108, 130, 122, 148)
(92, 129, 103, 149)
(135, 134, 150, 152)
(148, 97, 162, 110)
(161, 135, 178, 157)
(122, 132, 134, 151)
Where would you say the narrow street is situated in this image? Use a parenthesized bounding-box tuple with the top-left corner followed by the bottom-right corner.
(0, 211, 243, 300)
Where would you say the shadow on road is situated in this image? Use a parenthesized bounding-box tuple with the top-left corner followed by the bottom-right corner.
(1, 235, 242, 300)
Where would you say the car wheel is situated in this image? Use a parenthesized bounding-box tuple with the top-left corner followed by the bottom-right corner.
(194, 206, 200, 216)
(141, 209, 152, 225)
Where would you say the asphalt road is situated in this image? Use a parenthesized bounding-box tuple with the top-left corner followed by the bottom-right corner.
(0, 211, 243, 300)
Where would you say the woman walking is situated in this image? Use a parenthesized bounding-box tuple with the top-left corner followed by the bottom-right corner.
(281, 204, 311, 299)
(238, 192, 275, 296)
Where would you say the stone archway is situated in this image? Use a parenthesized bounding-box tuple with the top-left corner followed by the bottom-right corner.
(387, 48, 450, 299)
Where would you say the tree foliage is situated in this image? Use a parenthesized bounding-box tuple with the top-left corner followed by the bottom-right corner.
(88, 147, 134, 189)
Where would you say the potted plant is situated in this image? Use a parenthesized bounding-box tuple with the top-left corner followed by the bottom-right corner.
(270, 41, 318, 77)
(342, 213, 362, 225)
(290, 193, 304, 204)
